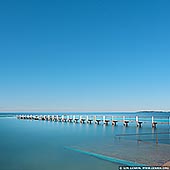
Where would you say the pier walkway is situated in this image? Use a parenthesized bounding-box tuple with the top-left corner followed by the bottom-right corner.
(16, 114, 170, 128)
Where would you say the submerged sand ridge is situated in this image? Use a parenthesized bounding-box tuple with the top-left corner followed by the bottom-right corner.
(67, 138, 170, 166)
(163, 161, 170, 167)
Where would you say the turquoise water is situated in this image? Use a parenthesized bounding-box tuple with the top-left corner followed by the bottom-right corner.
(0, 112, 169, 170)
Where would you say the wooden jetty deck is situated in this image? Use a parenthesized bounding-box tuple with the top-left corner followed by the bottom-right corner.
(16, 114, 170, 128)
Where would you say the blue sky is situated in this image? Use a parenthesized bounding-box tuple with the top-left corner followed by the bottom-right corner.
(0, 0, 170, 112)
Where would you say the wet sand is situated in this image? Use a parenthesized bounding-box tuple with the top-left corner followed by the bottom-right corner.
(162, 161, 170, 167)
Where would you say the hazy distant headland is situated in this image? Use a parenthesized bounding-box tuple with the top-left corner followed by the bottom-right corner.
(137, 110, 170, 113)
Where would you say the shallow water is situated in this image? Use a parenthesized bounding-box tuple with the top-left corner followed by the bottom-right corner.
(0, 118, 122, 170)
(0, 113, 169, 170)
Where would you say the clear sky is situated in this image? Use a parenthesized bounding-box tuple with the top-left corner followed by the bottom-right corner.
(0, 0, 170, 112)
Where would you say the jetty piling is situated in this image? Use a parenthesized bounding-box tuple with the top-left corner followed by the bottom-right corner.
(68, 115, 73, 122)
(81, 116, 86, 123)
(86, 115, 88, 123)
(79, 115, 82, 123)
(152, 116, 157, 128)
(74, 115, 79, 123)
(67, 115, 69, 122)
(111, 116, 118, 126)
(87, 116, 93, 124)
(58, 116, 62, 122)
(136, 116, 143, 127)
(123, 116, 129, 127)
(96, 119, 101, 125)
(103, 116, 110, 125)
(112, 120, 118, 126)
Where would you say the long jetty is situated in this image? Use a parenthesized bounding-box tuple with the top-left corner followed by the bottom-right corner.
(16, 114, 170, 128)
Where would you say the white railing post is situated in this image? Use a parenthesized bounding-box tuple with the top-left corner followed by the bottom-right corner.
(94, 115, 96, 122)
(103, 116, 105, 122)
(73, 115, 75, 120)
(86, 115, 88, 122)
(136, 116, 138, 122)
(152, 116, 154, 124)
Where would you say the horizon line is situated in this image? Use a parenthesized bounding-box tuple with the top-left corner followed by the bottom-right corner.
(0, 110, 170, 113)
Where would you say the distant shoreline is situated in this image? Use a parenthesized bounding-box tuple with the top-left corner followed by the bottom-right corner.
(137, 111, 170, 113)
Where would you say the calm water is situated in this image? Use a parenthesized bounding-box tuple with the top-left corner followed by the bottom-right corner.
(0, 112, 169, 170)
